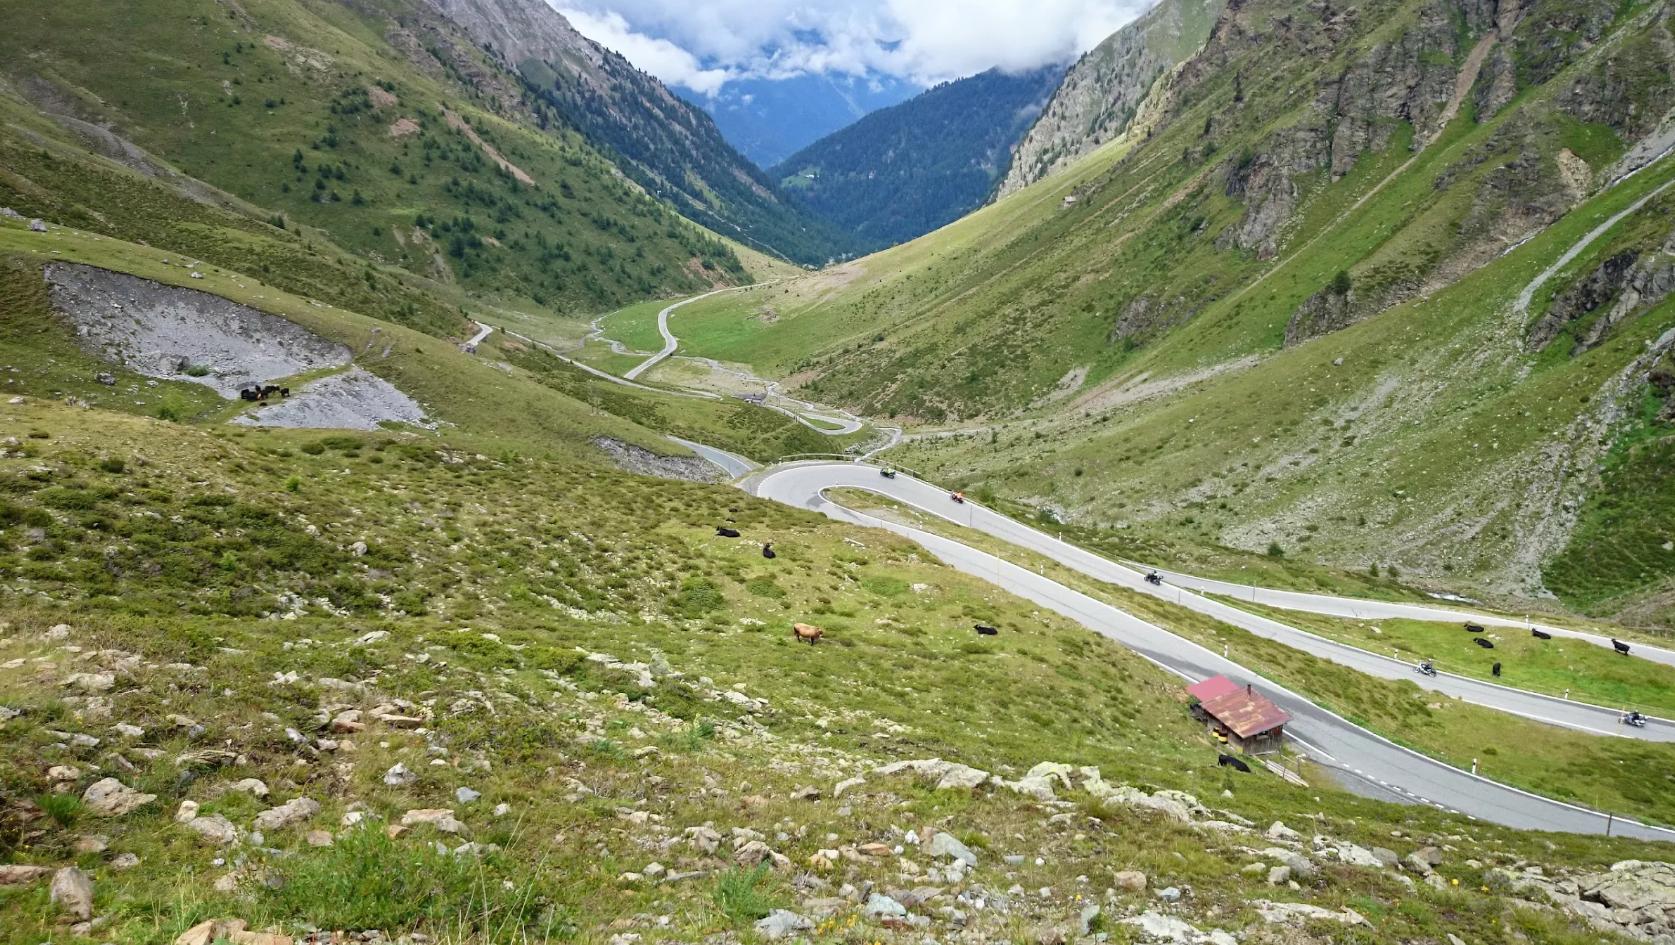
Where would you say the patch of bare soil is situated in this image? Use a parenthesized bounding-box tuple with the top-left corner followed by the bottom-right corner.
(1071, 356, 1259, 415)
(442, 108, 533, 185)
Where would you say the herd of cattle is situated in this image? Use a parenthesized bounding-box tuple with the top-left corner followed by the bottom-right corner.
(1458, 620, 1632, 663)
(238, 384, 290, 402)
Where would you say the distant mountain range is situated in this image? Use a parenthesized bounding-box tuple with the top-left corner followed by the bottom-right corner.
(770, 66, 1067, 251)
(678, 73, 918, 169)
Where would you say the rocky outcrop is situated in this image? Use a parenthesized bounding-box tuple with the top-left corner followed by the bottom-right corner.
(1284, 279, 1357, 345)
(1528, 229, 1675, 353)
(999, 0, 1224, 194)
(1496, 860, 1675, 944)
(1219, 128, 1324, 258)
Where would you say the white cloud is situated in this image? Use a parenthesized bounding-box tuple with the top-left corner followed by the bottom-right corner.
(553, 0, 1154, 90)
(559, 7, 734, 94)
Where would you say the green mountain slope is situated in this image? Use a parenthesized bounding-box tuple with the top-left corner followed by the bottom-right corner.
(636, 0, 1675, 623)
(0, 0, 759, 313)
(771, 65, 1066, 252)
(420, 0, 856, 266)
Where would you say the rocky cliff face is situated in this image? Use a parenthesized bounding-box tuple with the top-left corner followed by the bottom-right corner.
(998, 0, 1224, 195)
(1529, 226, 1675, 354)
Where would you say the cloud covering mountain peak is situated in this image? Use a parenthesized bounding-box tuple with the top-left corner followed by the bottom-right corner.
(554, 0, 1152, 92)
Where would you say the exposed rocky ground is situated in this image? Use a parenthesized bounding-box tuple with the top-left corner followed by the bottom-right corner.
(232, 368, 434, 432)
(591, 436, 726, 483)
(46, 263, 351, 397)
(44, 263, 432, 431)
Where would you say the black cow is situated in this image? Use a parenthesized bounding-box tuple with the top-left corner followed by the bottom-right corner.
(1217, 753, 1251, 773)
(973, 624, 998, 636)
(1464, 622, 1485, 633)
(716, 526, 741, 538)
(1613, 638, 1631, 656)
(238, 388, 259, 402)
(1474, 638, 1495, 649)
(761, 542, 777, 560)
(1492, 662, 1502, 677)
(279, 387, 290, 398)
(1531, 628, 1552, 640)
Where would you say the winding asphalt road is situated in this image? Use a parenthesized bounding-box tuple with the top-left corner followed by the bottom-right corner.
(624, 286, 753, 381)
(735, 460, 1675, 840)
(1143, 567, 1675, 672)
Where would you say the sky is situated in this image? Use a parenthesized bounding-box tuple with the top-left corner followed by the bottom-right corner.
(553, 0, 1153, 95)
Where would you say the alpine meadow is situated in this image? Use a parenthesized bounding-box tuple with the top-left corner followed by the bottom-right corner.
(4, 0, 1675, 944)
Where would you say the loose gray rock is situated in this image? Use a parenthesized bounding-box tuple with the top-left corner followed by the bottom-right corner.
(253, 797, 320, 831)
(928, 831, 978, 867)
(50, 867, 94, 920)
(864, 892, 907, 918)
(755, 910, 813, 940)
(183, 814, 240, 846)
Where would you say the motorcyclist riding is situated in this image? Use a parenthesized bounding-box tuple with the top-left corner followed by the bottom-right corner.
(1416, 659, 1436, 677)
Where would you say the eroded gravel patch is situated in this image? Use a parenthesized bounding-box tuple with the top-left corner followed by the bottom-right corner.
(47, 263, 432, 431)
(591, 436, 723, 482)
(232, 367, 433, 431)
(46, 263, 351, 395)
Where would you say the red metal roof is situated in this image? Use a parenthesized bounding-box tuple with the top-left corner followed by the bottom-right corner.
(1196, 681, 1291, 738)
(1186, 675, 1240, 702)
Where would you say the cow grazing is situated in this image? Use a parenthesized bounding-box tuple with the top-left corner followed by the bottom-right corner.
(1531, 629, 1552, 640)
(1474, 638, 1495, 649)
(716, 526, 741, 538)
(973, 624, 998, 636)
(1613, 638, 1632, 656)
(1492, 662, 1502, 677)
(761, 542, 776, 560)
(1464, 623, 1485, 633)
(279, 387, 290, 398)
(792, 622, 822, 645)
(1217, 753, 1251, 773)
(238, 388, 259, 402)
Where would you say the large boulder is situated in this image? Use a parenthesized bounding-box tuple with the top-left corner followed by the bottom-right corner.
(82, 777, 156, 817)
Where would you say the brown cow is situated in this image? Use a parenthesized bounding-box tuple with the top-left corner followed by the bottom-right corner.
(792, 622, 823, 645)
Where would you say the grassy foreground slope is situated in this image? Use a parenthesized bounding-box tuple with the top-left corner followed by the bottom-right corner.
(1, 398, 1670, 945)
(655, 0, 1675, 625)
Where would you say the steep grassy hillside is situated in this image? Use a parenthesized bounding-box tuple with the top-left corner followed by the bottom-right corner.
(773, 66, 1065, 251)
(651, 0, 1675, 623)
(0, 0, 751, 312)
(421, 0, 856, 266)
